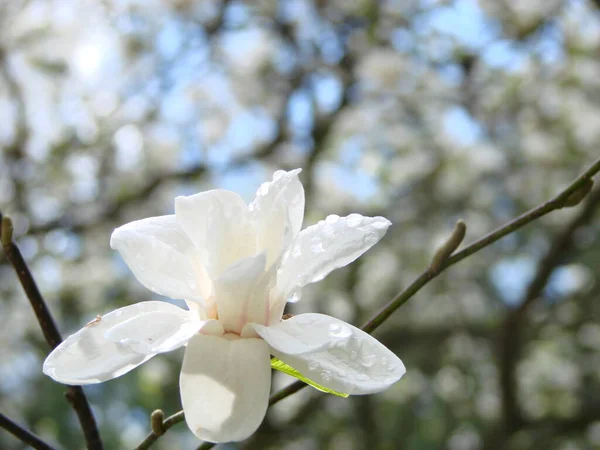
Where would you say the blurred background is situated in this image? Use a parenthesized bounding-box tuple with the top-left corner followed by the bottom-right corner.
(1, 0, 600, 449)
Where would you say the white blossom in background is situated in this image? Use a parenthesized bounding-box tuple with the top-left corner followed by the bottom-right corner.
(43, 169, 406, 443)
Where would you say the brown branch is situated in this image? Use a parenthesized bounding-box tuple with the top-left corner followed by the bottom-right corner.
(0, 212, 103, 450)
(496, 187, 600, 442)
(133, 411, 184, 450)
(0, 413, 60, 450)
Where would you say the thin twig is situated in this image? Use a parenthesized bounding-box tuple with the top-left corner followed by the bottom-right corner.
(0, 412, 60, 450)
(0, 212, 103, 450)
(362, 157, 600, 333)
(495, 187, 600, 444)
(133, 411, 184, 450)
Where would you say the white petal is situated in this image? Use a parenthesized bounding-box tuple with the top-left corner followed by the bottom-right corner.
(213, 253, 270, 333)
(180, 334, 271, 443)
(276, 214, 391, 301)
(250, 169, 305, 268)
(43, 301, 202, 385)
(175, 190, 257, 277)
(266, 314, 405, 395)
(110, 215, 204, 301)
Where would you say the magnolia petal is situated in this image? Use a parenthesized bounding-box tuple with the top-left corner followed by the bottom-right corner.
(250, 314, 336, 355)
(213, 253, 268, 334)
(267, 314, 405, 395)
(276, 214, 391, 301)
(175, 189, 256, 277)
(43, 302, 202, 385)
(250, 169, 305, 268)
(110, 215, 203, 301)
(180, 334, 271, 443)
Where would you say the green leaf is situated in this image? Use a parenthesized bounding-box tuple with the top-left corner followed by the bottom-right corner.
(270, 357, 349, 398)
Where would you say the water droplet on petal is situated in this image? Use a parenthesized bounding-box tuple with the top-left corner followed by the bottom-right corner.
(355, 373, 370, 382)
(381, 357, 388, 366)
(328, 323, 352, 338)
(321, 370, 332, 382)
(371, 218, 390, 230)
(311, 242, 325, 253)
(346, 214, 363, 227)
(289, 290, 302, 303)
(116, 338, 152, 355)
(361, 354, 376, 368)
(325, 214, 340, 225)
(258, 183, 269, 196)
(308, 361, 320, 371)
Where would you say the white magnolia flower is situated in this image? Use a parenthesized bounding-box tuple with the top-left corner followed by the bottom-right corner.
(43, 169, 406, 443)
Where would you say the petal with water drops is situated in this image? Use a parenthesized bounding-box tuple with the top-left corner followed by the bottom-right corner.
(267, 314, 405, 395)
(276, 214, 391, 301)
(43, 301, 202, 385)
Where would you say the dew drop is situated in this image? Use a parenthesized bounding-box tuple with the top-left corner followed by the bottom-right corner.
(355, 373, 369, 382)
(289, 291, 302, 303)
(346, 214, 363, 227)
(258, 183, 269, 196)
(116, 338, 152, 355)
(336, 369, 346, 378)
(321, 370, 332, 382)
(311, 242, 325, 253)
(361, 354, 376, 368)
(381, 357, 388, 366)
(328, 323, 352, 338)
(325, 214, 340, 225)
(308, 361, 320, 371)
(371, 218, 390, 230)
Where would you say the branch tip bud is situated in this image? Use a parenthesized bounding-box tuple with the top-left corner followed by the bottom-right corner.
(430, 220, 467, 273)
(151, 410, 165, 435)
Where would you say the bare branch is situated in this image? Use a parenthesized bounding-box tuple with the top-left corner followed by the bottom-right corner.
(496, 187, 600, 442)
(0, 413, 59, 450)
(0, 212, 103, 450)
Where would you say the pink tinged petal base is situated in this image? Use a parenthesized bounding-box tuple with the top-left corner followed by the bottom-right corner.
(180, 334, 271, 443)
(110, 215, 203, 301)
(275, 214, 392, 303)
(263, 314, 406, 395)
(43, 301, 202, 385)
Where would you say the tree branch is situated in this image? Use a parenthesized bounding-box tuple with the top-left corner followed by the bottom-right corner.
(139, 157, 600, 450)
(497, 187, 600, 441)
(0, 212, 103, 450)
(133, 411, 184, 450)
(0, 413, 60, 450)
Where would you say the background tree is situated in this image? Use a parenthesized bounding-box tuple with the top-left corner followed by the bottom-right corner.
(1, 0, 600, 449)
